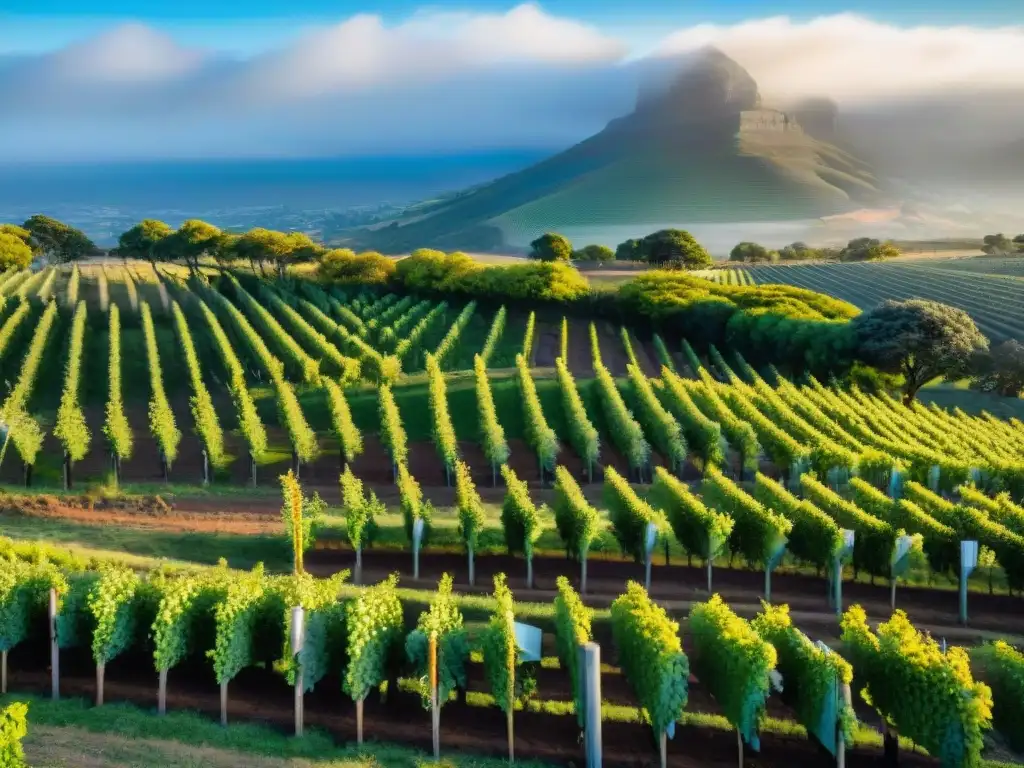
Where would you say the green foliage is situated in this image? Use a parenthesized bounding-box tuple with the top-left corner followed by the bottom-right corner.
(552, 466, 600, 561)
(425, 354, 459, 469)
(554, 357, 599, 469)
(0, 560, 61, 653)
(343, 574, 404, 702)
(405, 574, 469, 707)
(515, 354, 559, 472)
(752, 602, 855, 744)
(455, 459, 486, 554)
(573, 244, 614, 262)
(690, 595, 777, 740)
(379, 384, 408, 466)
(753, 473, 843, 570)
(3, 300, 58, 466)
(730, 242, 778, 263)
(280, 472, 326, 567)
(840, 605, 992, 767)
(659, 369, 726, 469)
(499, 465, 542, 561)
(86, 565, 141, 665)
(480, 307, 506, 365)
(611, 581, 689, 736)
(806, 476, 897, 579)
(53, 300, 91, 462)
(318, 248, 396, 285)
(209, 565, 266, 685)
(636, 229, 712, 269)
(652, 334, 675, 372)
(971, 641, 1024, 751)
(394, 302, 447, 362)
(603, 466, 660, 563)
(433, 301, 476, 368)
(195, 295, 268, 460)
(0, 701, 28, 768)
(553, 577, 592, 728)
(171, 300, 226, 468)
(522, 311, 536, 360)
(593, 354, 650, 470)
(528, 233, 573, 262)
(626, 363, 687, 469)
(152, 569, 229, 673)
(22, 214, 97, 263)
(397, 463, 433, 546)
(275, 571, 348, 692)
(474, 355, 510, 468)
(322, 378, 363, 465)
(140, 301, 182, 467)
(481, 574, 535, 712)
(0, 234, 32, 272)
(852, 299, 989, 402)
(0, 301, 31, 363)
(117, 219, 173, 263)
(651, 466, 733, 561)
(702, 465, 792, 567)
(339, 466, 382, 551)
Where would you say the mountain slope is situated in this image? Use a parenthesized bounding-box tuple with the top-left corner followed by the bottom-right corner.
(361, 48, 884, 252)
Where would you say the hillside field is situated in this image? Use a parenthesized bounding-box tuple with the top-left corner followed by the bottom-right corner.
(1, 258, 1023, 768)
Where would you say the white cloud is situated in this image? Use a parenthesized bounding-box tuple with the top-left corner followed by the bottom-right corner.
(652, 14, 1024, 104)
(0, 7, 1023, 160)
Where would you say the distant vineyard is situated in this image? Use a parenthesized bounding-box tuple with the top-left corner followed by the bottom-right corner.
(748, 261, 1024, 341)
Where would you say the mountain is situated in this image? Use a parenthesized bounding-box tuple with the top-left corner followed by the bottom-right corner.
(359, 48, 885, 252)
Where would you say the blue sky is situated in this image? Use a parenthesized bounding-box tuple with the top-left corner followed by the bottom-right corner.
(3, 0, 1020, 55)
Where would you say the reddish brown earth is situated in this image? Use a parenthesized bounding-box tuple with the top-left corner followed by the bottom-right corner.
(566, 319, 595, 376)
(3, 630, 937, 768)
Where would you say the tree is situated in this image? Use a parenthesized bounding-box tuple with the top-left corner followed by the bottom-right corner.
(982, 234, 1015, 256)
(0, 224, 30, 245)
(572, 244, 614, 262)
(729, 242, 778, 263)
(1014, 234, 1024, 253)
(638, 229, 712, 269)
(778, 242, 819, 261)
(318, 249, 396, 284)
(158, 219, 222, 274)
(0, 233, 33, 271)
(840, 237, 901, 262)
(229, 228, 322, 278)
(529, 233, 573, 262)
(117, 220, 173, 267)
(973, 340, 1024, 397)
(21, 214, 96, 263)
(852, 299, 989, 403)
(615, 238, 642, 261)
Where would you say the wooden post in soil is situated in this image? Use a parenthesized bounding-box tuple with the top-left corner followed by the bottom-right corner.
(160, 450, 168, 483)
(429, 631, 440, 759)
(737, 729, 743, 768)
(111, 452, 119, 489)
(659, 730, 667, 768)
(580, 553, 587, 595)
(468, 545, 475, 588)
(63, 451, 71, 491)
(220, 681, 228, 726)
(158, 668, 168, 715)
(96, 662, 105, 706)
(356, 697, 364, 745)
(250, 452, 257, 488)
(354, 545, 362, 585)
(526, 555, 533, 590)
(506, 609, 515, 765)
(292, 606, 305, 737)
(1, 650, 6, 694)
(49, 588, 59, 700)
(202, 448, 210, 486)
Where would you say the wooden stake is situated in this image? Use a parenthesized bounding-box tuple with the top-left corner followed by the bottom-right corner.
(96, 662, 105, 706)
(158, 668, 167, 715)
(737, 729, 744, 767)
(220, 681, 228, 726)
(526, 557, 533, 590)
(357, 697, 364, 745)
(429, 632, 439, 759)
(507, 709, 514, 764)
(355, 546, 362, 585)
(660, 730, 667, 768)
(49, 588, 59, 700)
(468, 547, 475, 587)
(580, 556, 587, 595)
(1, 650, 6, 694)
(295, 667, 304, 737)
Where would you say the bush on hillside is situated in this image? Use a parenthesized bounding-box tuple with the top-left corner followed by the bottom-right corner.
(573, 244, 614, 262)
(839, 237, 901, 262)
(729, 242, 778, 263)
(318, 248, 397, 284)
(982, 233, 1017, 255)
(0, 233, 33, 271)
(639, 229, 712, 269)
(614, 238, 642, 261)
(529, 233, 573, 262)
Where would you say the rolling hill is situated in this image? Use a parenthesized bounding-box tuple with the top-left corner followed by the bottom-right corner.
(360, 48, 885, 253)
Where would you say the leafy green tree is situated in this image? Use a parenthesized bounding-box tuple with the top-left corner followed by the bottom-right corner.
(840, 237, 901, 262)
(117, 219, 173, 266)
(528, 233, 573, 262)
(158, 219, 223, 274)
(230, 228, 323, 278)
(638, 229, 712, 269)
(852, 299, 989, 403)
(982, 233, 1015, 255)
(573, 244, 614, 262)
(0, 701, 28, 767)
(1013, 234, 1024, 252)
(21, 215, 96, 263)
(615, 238, 643, 261)
(730, 242, 778, 263)
(972, 340, 1024, 397)
(318, 249, 396, 284)
(0, 225, 30, 245)
(0, 233, 33, 271)
(778, 241, 819, 261)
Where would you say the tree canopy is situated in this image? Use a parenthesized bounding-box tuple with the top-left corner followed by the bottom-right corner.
(573, 244, 614, 262)
(729, 242, 778, 263)
(157, 219, 224, 273)
(839, 238, 901, 262)
(116, 219, 173, 263)
(0, 232, 33, 271)
(0, 224, 31, 245)
(318, 249, 397, 284)
(529, 233, 573, 262)
(972, 340, 1024, 397)
(22, 214, 97, 263)
(982, 234, 1016, 255)
(852, 299, 989, 402)
(229, 228, 323, 277)
(615, 238, 642, 262)
(638, 229, 712, 269)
